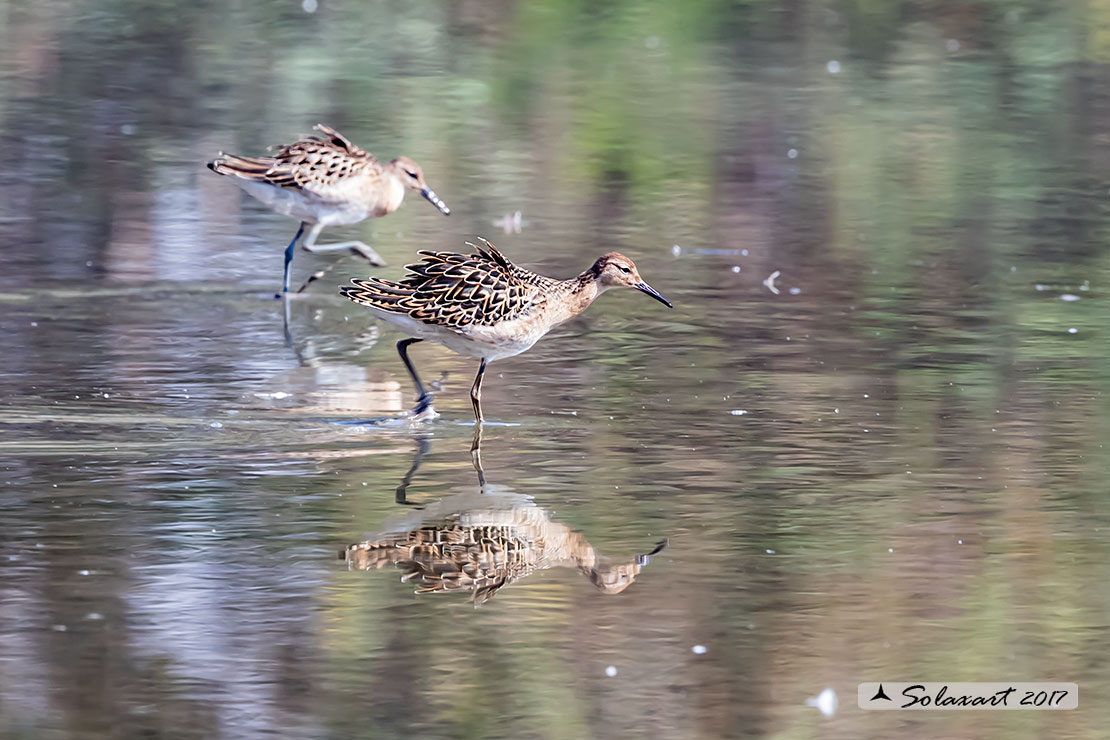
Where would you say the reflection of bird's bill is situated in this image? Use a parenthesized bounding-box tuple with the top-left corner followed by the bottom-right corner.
(421, 187, 451, 215)
(636, 281, 672, 308)
(636, 538, 669, 566)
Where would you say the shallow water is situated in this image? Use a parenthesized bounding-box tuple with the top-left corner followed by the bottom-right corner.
(3, 1, 1110, 738)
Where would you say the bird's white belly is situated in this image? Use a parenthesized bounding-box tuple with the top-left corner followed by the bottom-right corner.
(236, 180, 369, 225)
(458, 319, 549, 361)
(365, 309, 547, 361)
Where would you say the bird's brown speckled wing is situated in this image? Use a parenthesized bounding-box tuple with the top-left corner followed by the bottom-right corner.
(345, 525, 537, 605)
(208, 124, 384, 200)
(340, 239, 559, 331)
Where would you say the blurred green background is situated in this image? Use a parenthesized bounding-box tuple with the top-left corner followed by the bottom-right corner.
(1, 1, 1109, 738)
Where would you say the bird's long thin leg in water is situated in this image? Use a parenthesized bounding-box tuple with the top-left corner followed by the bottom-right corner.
(397, 338, 432, 415)
(470, 359, 488, 423)
(280, 222, 306, 297)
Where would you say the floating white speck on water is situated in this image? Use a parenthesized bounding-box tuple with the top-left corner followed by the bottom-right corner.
(86, 612, 104, 621)
(766, 549, 775, 554)
(120, 124, 136, 135)
(605, 666, 618, 677)
(730, 409, 747, 416)
(732, 265, 741, 273)
(806, 687, 838, 717)
(958, 539, 963, 545)
(1060, 294, 1080, 302)
(1035, 284, 1047, 291)
(834, 408, 839, 413)
(671, 244, 683, 257)
(79, 570, 90, 576)
(789, 287, 801, 295)
(741, 249, 749, 256)
(692, 644, 707, 655)
(763, 270, 781, 295)
(787, 148, 798, 159)
(826, 60, 841, 74)
(946, 38, 960, 52)
(888, 548, 894, 553)
(1068, 328, 1078, 334)
(210, 421, 223, 429)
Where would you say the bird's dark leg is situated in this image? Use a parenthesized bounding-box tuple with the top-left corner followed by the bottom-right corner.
(279, 222, 307, 298)
(470, 359, 488, 424)
(397, 338, 432, 415)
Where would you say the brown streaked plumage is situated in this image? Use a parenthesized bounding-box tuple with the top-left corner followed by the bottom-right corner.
(345, 491, 668, 605)
(207, 124, 450, 296)
(339, 237, 672, 422)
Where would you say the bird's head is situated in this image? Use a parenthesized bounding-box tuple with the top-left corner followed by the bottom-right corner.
(391, 156, 450, 215)
(588, 253, 672, 307)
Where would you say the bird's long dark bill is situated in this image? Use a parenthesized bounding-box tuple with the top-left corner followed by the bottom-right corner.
(421, 187, 451, 216)
(636, 281, 672, 308)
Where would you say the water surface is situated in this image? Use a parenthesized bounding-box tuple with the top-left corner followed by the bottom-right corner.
(2, 1, 1110, 738)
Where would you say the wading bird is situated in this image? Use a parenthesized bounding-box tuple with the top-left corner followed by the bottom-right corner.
(340, 238, 672, 423)
(207, 124, 450, 295)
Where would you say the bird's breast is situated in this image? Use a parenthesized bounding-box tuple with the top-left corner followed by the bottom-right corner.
(372, 176, 406, 216)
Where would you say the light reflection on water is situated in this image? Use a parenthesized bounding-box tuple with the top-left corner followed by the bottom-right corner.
(3, 1, 1110, 738)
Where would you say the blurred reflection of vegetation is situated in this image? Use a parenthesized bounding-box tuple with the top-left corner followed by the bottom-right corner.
(2, 0, 1110, 738)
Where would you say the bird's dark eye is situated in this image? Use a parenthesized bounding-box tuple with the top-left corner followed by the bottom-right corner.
(406, 170, 419, 179)
(618, 266, 631, 274)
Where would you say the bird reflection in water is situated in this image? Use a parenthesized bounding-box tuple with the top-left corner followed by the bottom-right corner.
(343, 431, 667, 605)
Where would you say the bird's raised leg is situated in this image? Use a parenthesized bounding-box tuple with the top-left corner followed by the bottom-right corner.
(470, 359, 488, 424)
(397, 338, 433, 416)
(279, 222, 307, 298)
(301, 222, 386, 266)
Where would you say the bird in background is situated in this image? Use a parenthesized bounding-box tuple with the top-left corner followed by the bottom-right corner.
(340, 237, 672, 423)
(207, 124, 450, 296)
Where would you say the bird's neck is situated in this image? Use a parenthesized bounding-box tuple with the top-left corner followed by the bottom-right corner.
(554, 274, 605, 321)
(381, 171, 407, 214)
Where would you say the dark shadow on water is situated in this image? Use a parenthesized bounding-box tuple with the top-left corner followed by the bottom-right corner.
(343, 429, 668, 606)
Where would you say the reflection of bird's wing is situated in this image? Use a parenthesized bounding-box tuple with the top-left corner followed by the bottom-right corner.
(340, 239, 558, 332)
(346, 525, 540, 605)
(208, 124, 384, 202)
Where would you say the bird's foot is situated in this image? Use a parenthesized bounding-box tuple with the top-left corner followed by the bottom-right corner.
(347, 242, 387, 267)
(302, 240, 386, 266)
(410, 393, 438, 422)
